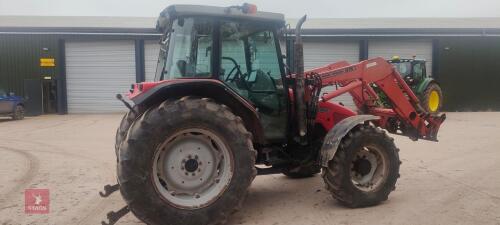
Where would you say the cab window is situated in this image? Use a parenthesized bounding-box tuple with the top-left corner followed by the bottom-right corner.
(220, 21, 286, 140)
(156, 18, 213, 80)
(413, 63, 424, 80)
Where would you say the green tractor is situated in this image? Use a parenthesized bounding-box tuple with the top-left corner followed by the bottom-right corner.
(387, 56, 443, 114)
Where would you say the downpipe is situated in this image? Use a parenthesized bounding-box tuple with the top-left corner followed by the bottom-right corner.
(294, 15, 307, 137)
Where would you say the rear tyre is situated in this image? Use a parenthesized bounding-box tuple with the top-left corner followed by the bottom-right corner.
(12, 105, 24, 120)
(322, 124, 400, 208)
(422, 83, 442, 114)
(118, 97, 256, 225)
(115, 105, 140, 159)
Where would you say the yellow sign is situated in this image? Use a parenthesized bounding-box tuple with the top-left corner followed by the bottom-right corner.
(40, 58, 55, 67)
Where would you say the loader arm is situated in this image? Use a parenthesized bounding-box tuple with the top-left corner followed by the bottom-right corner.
(306, 57, 446, 141)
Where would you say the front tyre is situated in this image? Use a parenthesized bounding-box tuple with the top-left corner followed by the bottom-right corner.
(422, 83, 443, 114)
(322, 124, 400, 208)
(118, 97, 256, 225)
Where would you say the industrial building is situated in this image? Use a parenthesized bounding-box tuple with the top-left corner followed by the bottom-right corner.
(1, 16, 500, 115)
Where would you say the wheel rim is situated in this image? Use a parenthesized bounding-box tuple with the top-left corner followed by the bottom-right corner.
(350, 145, 389, 192)
(152, 128, 233, 209)
(428, 90, 440, 112)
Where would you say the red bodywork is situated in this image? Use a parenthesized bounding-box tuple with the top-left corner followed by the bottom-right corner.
(315, 101, 356, 131)
(128, 57, 444, 141)
(306, 57, 445, 141)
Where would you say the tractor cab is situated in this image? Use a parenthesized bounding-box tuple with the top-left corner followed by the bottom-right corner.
(153, 4, 288, 140)
(387, 56, 427, 87)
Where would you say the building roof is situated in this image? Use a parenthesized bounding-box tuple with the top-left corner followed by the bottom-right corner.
(288, 17, 500, 29)
(1, 15, 500, 36)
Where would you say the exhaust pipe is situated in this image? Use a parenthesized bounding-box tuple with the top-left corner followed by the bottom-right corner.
(294, 15, 307, 137)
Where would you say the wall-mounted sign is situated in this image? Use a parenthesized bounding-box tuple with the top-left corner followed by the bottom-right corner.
(40, 58, 55, 67)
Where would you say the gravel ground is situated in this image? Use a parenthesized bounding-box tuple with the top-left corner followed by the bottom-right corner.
(0, 112, 499, 225)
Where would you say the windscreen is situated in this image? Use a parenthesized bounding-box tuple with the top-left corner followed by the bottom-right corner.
(391, 62, 412, 77)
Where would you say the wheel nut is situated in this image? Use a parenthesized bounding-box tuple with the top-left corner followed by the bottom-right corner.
(191, 173, 195, 176)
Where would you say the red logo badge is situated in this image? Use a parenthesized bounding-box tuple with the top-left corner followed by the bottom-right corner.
(25, 189, 49, 214)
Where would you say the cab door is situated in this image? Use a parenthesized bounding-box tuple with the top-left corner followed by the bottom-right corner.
(218, 21, 287, 141)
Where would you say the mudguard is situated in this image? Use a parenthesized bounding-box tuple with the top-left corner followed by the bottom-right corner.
(128, 79, 266, 144)
(415, 78, 438, 95)
(319, 115, 379, 167)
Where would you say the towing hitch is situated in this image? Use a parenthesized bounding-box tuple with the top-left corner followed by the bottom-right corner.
(99, 184, 130, 225)
(99, 183, 120, 197)
(101, 206, 130, 225)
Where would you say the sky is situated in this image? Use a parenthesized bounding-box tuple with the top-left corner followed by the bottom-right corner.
(0, 0, 499, 18)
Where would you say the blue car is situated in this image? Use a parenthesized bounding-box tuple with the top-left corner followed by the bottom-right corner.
(0, 89, 25, 120)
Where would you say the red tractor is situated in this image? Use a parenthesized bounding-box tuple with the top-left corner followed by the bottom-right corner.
(110, 4, 445, 225)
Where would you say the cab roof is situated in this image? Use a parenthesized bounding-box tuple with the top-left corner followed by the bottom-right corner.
(388, 58, 426, 63)
(156, 4, 285, 33)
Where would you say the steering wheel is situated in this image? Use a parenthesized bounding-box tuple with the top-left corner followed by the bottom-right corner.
(222, 57, 244, 82)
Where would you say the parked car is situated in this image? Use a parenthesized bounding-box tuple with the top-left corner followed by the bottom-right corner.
(0, 89, 25, 120)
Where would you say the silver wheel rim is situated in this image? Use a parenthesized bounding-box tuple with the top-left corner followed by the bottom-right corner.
(350, 145, 388, 192)
(152, 128, 233, 209)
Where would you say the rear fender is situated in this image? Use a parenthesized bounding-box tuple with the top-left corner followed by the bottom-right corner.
(130, 79, 265, 144)
(319, 115, 379, 167)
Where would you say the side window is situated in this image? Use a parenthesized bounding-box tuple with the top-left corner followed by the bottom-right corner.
(195, 36, 212, 75)
(160, 18, 213, 79)
(413, 63, 423, 80)
(248, 31, 282, 80)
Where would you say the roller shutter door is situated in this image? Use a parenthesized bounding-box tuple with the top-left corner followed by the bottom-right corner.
(303, 40, 359, 109)
(66, 41, 136, 113)
(145, 40, 160, 82)
(368, 39, 433, 75)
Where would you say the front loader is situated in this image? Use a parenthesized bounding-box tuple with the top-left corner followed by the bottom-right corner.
(107, 4, 445, 225)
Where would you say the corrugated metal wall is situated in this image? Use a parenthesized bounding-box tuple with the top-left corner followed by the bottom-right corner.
(144, 40, 160, 82)
(0, 34, 60, 96)
(368, 39, 433, 74)
(65, 40, 136, 113)
(303, 40, 360, 109)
